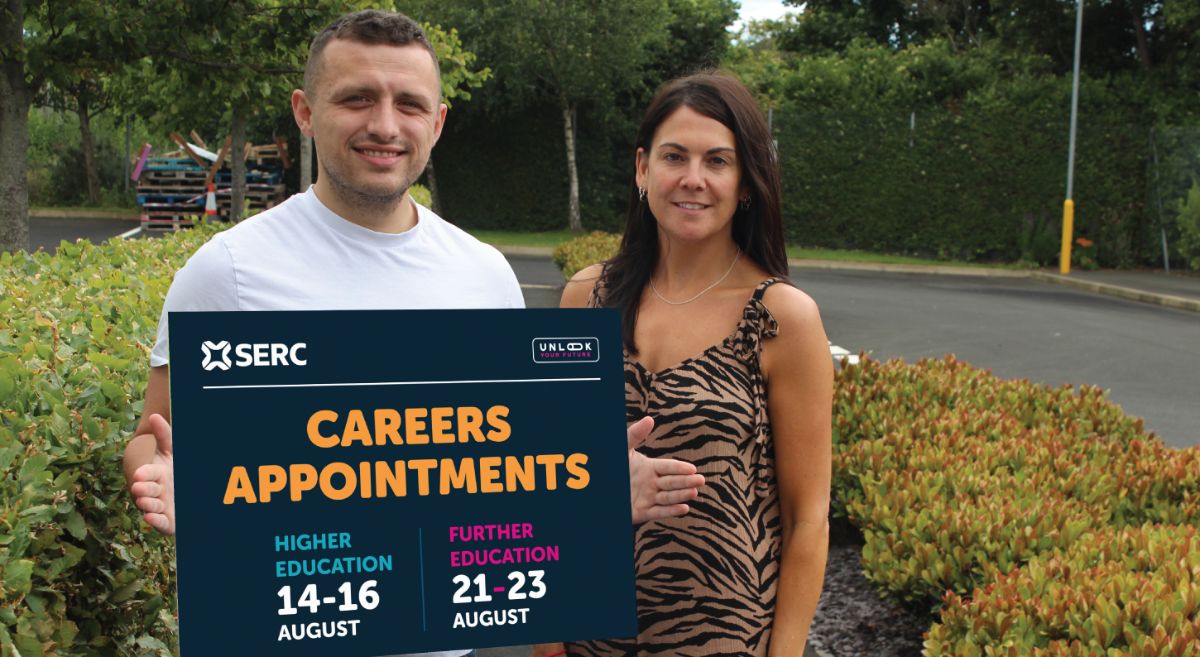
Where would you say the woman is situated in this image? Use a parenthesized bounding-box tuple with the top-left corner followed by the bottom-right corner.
(544, 72, 833, 656)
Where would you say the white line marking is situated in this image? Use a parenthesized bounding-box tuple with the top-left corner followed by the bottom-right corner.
(119, 226, 143, 239)
(203, 376, 601, 390)
(520, 283, 559, 290)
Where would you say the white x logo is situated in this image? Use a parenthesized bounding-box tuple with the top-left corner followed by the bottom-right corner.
(201, 340, 232, 371)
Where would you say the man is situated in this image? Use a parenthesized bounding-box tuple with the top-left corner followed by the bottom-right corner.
(123, 11, 702, 657)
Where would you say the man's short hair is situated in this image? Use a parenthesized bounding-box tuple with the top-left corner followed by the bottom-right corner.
(304, 10, 440, 96)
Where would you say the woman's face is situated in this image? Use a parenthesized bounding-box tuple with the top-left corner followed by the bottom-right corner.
(636, 106, 747, 245)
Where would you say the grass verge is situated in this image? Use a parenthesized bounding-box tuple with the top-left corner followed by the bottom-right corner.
(466, 229, 577, 248)
(466, 230, 1028, 270)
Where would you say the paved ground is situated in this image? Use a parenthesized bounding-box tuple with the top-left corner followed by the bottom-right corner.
(25, 219, 1198, 446)
(793, 269, 1199, 448)
(507, 254, 1198, 448)
(507, 254, 566, 309)
(28, 215, 138, 254)
(1066, 268, 1200, 302)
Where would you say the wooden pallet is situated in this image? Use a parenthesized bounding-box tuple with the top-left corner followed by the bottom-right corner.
(141, 213, 197, 232)
(136, 185, 207, 195)
(247, 141, 289, 167)
(142, 169, 208, 180)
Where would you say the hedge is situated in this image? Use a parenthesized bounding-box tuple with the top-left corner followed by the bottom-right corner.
(835, 355, 1200, 653)
(551, 231, 621, 280)
(926, 523, 1200, 656)
(835, 356, 1200, 599)
(433, 41, 1199, 267)
(0, 228, 220, 656)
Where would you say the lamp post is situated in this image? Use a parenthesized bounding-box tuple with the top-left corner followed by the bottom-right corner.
(1059, 0, 1084, 274)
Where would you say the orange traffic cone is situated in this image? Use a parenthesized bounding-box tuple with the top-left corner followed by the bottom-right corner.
(205, 183, 217, 220)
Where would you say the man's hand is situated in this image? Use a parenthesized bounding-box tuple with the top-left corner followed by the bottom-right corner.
(129, 414, 176, 535)
(628, 416, 704, 524)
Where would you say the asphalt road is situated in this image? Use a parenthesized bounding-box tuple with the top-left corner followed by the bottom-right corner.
(509, 255, 1198, 449)
(793, 269, 1199, 448)
(21, 224, 1197, 445)
(28, 216, 138, 254)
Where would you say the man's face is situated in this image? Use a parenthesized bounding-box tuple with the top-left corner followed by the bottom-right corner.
(292, 39, 446, 209)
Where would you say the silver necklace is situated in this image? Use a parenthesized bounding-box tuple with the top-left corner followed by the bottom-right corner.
(649, 248, 742, 305)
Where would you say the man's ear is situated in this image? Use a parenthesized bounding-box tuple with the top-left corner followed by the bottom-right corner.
(292, 89, 314, 137)
(431, 103, 449, 145)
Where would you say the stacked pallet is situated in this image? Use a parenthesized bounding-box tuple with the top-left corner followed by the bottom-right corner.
(134, 135, 289, 231)
(136, 156, 208, 231)
(213, 143, 288, 221)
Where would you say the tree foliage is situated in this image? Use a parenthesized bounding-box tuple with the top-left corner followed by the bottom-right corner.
(406, 0, 738, 232)
(1, 0, 158, 252)
(732, 0, 1200, 268)
(407, 0, 674, 232)
(781, 0, 1197, 80)
(6, 1, 492, 239)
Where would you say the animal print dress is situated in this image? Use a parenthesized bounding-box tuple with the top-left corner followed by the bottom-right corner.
(568, 278, 783, 657)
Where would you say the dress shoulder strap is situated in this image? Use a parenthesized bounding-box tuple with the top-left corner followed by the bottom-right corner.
(751, 277, 782, 302)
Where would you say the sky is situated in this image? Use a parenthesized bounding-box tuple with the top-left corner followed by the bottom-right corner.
(732, 0, 795, 33)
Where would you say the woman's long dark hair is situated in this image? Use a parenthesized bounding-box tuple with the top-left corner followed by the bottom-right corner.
(602, 72, 788, 354)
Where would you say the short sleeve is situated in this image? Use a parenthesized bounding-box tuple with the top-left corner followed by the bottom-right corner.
(149, 237, 240, 367)
(505, 266, 525, 309)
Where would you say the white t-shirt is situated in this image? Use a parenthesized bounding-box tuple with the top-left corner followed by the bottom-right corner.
(151, 187, 524, 366)
(150, 188, 521, 657)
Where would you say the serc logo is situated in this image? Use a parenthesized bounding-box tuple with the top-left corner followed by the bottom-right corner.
(532, 337, 599, 364)
(201, 341, 232, 371)
(201, 341, 307, 371)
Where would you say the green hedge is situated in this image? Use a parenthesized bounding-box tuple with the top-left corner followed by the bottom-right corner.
(432, 102, 627, 233)
(769, 43, 1161, 267)
(551, 231, 621, 280)
(0, 228, 221, 656)
(434, 39, 1198, 267)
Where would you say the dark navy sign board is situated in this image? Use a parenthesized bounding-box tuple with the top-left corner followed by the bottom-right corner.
(168, 310, 635, 656)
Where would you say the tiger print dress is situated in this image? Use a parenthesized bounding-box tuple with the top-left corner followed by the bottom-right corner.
(567, 278, 783, 657)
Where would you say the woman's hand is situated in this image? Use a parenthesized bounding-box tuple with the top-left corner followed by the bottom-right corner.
(627, 416, 705, 523)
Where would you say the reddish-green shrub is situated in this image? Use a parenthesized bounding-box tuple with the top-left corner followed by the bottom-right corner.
(926, 523, 1200, 656)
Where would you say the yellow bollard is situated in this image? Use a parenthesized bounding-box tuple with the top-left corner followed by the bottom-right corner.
(1059, 199, 1074, 274)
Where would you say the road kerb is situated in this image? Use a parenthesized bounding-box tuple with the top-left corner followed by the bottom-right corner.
(787, 258, 1029, 278)
(486, 252, 1198, 313)
(493, 245, 555, 257)
(1030, 271, 1200, 313)
(787, 259, 1199, 313)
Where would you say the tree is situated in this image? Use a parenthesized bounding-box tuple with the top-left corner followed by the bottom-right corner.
(38, 73, 114, 205)
(779, 0, 1193, 80)
(114, 1, 489, 220)
(1, 0, 152, 252)
(654, 0, 739, 79)
(0, 0, 30, 252)
(131, 2, 346, 222)
(419, 21, 492, 214)
(440, 0, 672, 232)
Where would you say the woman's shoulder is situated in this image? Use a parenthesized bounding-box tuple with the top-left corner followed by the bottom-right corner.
(560, 263, 606, 308)
(759, 280, 823, 336)
(759, 280, 830, 380)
